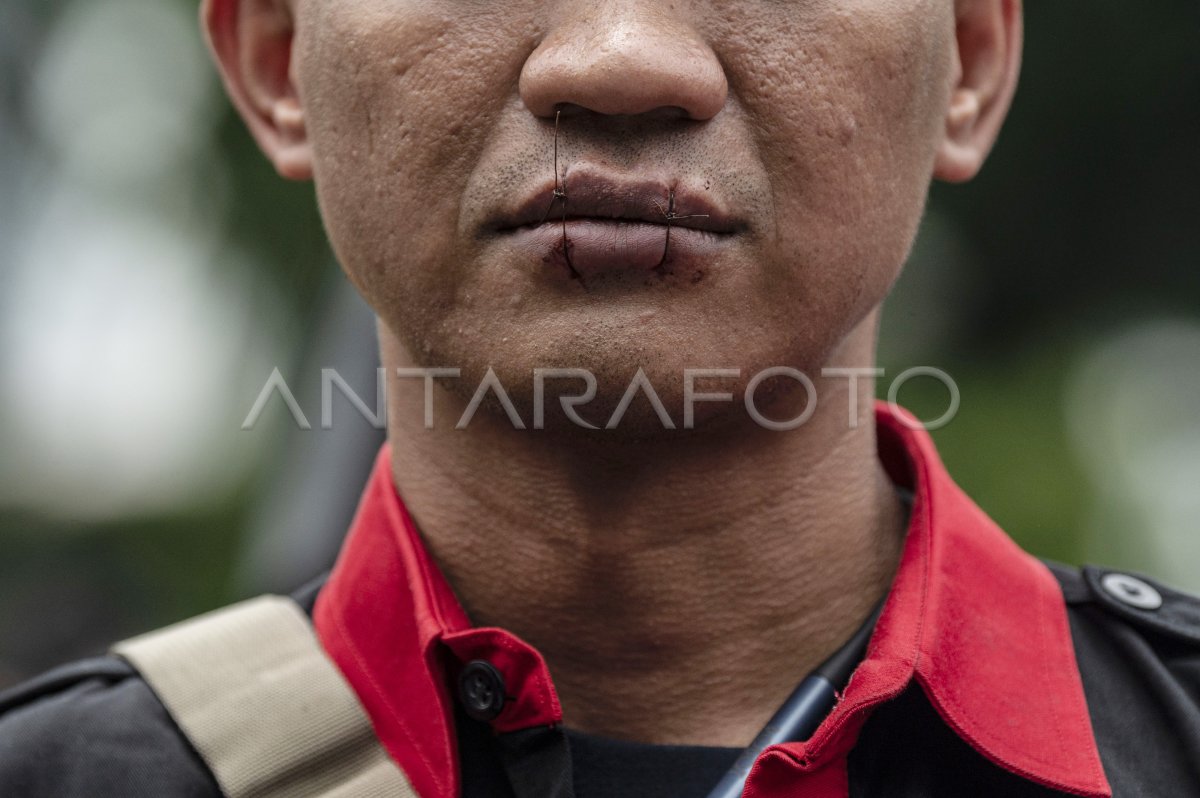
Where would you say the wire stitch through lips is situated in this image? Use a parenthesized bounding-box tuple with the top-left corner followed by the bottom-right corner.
(537, 110, 580, 281)
(537, 111, 712, 280)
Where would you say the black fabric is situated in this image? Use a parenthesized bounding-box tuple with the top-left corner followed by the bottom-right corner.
(496, 726, 576, 798)
(1052, 563, 1200, 797)
(455, 692, 740, 798)
(843, 565, 1200, 798)
(564, 727, 740, 798)
(0, 575, 329, 798)
(456, 699, 518, 798)
(2, 564, 1199, 797)
(0, 656, 221, 797)
(848, 684, 1067, 797)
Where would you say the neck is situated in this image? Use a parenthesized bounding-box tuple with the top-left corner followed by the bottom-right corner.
(381, 322, 906, 747)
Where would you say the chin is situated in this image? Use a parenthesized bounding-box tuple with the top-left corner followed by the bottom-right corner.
(445, 340, 810, 440)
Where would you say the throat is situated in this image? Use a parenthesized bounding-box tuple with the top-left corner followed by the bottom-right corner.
(426, 461, 907, 748)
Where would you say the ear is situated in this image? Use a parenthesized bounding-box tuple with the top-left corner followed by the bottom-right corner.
(201, 0, 311, 180)
(933, 0, 1023, 183)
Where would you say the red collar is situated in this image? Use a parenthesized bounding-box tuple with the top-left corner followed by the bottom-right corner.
(313, 403, 1111, 798)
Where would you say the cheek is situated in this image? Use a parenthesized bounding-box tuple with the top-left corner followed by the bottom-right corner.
(718, 0, 954, 319)
(294, 2, 532, 320)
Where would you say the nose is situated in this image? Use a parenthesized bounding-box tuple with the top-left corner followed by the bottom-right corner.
(519, 3, 728, 121)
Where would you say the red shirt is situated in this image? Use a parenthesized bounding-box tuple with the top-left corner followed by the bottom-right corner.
(312, 402, 1112, 798)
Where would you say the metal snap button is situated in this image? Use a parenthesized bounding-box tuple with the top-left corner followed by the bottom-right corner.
(1100, 572, 1163, 611)
(459, 660, 507, 721)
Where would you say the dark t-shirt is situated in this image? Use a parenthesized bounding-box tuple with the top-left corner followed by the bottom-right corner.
(455, 694, 741, 798)
(567, 729, 740, 798)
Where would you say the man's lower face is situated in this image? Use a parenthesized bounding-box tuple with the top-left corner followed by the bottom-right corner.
(294, 0, 954, 420)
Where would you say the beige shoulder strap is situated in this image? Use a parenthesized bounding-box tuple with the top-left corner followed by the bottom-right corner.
(112, 595, 416, 798)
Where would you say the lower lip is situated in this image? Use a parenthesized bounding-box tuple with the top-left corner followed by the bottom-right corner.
(503, 219, 729, 280)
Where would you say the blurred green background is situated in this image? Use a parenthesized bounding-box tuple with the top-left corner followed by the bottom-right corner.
(1, 0, 1198, 688)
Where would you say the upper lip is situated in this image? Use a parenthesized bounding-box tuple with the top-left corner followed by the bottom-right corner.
(491, 169, 741, 235)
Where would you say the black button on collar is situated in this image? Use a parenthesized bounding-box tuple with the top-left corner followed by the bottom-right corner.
(459, 660, 507, 722)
